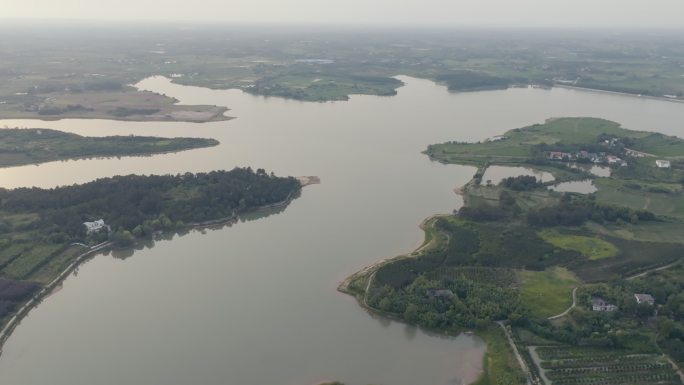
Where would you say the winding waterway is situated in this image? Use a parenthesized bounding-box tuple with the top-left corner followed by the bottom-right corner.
(1, 76, 684, 385)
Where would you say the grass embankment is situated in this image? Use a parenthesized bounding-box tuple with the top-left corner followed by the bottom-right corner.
(473, 327, 527, 385)
(0, 128, 219, 168)
(519, 267, 581, 319)
(594, 177, 684, 220)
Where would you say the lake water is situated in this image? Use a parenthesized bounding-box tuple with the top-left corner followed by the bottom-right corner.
(550, 180, 598, 194)
(1, 76, 684, 385)
(481, 166, 555, 185)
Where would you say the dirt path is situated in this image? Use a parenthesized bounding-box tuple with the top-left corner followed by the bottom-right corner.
(642, 196, 652, 210)
(362, 271, 376, 307)
(627, 259, 682, 280)
(528, 346, 551, 385)
(625, 147, 659, 158)
(665, 355, 684, 384)
(496, 321, 532, 385)
(548, 287, 577, 320)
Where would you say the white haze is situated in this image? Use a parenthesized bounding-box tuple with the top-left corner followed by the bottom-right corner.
(4, 0, 684, 28)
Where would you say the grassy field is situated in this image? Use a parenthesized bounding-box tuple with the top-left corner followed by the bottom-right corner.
(519, 267, 581, 319)
(1, 244, 65, 280)
(594, 178, 684, 220)
(427, 117, 684, 166)
(586, 221, 684, 244)
(0, 128, 219, 168)
(539, 229, 619, 260)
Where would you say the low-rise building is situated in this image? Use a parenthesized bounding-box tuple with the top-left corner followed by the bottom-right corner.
(83, 219, 108, 234)
(634, 293, 655, 305)
(656, 160, 671, 168)
(592, 297, 618, 312)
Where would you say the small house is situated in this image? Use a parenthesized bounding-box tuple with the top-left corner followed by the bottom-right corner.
(83, 219, 108, 234)
(606, 155, 621, 164)
(548, 151, 564, 160)
(592, 297, 618, 312)
(656, 160, 671, 168)
(634, 293, 655, 305)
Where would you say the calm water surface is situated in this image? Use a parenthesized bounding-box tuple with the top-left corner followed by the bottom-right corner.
(1, 77, 684, 385)
(550, 180, 598, 194)
(481, 166, 554, 185)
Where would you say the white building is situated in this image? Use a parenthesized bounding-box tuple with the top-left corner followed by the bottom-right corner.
(656, 160, 671, 168)
(83, 219, 108, 234)
(634, 293, 655, 305)
(592, 297, 618, 312)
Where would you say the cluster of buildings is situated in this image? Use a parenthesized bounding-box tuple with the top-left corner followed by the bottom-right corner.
(591, 293, 655, 312)
(546, 150, 627, 166)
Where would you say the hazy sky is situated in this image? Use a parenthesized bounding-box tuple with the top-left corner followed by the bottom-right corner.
(5, 0, 684, 28)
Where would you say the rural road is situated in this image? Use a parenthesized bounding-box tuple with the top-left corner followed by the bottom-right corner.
(548, 287, 577, 320)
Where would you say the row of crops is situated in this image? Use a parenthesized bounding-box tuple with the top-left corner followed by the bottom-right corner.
(536, 347, 682, 385)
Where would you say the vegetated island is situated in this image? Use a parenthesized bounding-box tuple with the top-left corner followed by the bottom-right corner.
(0, 128, 219, 168)
(0, 88, 231, 123)
(340, 117, 684, 385)
(0, 167, 306, 351)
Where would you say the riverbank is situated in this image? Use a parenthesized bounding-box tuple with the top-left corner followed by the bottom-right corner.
(0, 173, 314, 356)
(337, 213, 447, 297)
(0, 241, 111, 356)
(337, 212, 526, 385)
(554, 84, 684, 104)
(0, 128, 220, 168)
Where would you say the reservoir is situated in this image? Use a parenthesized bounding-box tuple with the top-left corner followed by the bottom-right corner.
(0, 77, 683, 385)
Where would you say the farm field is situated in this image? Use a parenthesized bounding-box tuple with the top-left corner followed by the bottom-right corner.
(534, 346, 681, 385)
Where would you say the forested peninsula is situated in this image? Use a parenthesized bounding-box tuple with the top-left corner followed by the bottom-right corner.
(0, 168, 301, 339)
(0, 128, 219, 167)
(342, 118, 684, 385)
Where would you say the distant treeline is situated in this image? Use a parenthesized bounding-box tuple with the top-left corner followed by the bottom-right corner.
(436, 71, 512, 91)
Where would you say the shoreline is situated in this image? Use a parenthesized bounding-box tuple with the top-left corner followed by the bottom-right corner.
(337, 212, 447, 298)
(0, 141, 221, 169)
(0, 241, 112, 356)
(0, 176, 317, 356)
(0, 108, 233, 124)
(553, 84, 684, 104)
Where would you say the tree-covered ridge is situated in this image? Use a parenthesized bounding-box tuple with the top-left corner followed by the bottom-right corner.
(0, 168, 300, 247)
(0, 128, 219, 167)
(0, 168, 302, 337)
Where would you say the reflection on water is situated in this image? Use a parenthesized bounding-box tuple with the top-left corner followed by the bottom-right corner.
(481, 165, 555, 185)
(550, 180, 598, 194)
